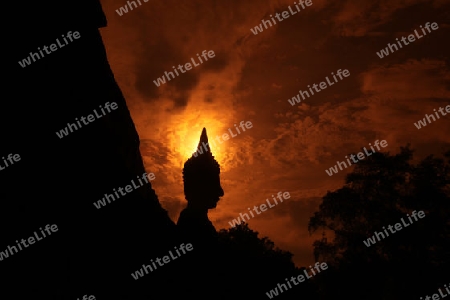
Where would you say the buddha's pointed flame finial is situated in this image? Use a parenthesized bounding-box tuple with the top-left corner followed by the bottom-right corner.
(196, 127, 211, 154)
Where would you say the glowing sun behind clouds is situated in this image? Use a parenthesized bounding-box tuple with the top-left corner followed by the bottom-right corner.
(166, 103, 231, 169)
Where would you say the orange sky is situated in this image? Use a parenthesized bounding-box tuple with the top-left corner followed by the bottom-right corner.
(98, 0, 450, 267)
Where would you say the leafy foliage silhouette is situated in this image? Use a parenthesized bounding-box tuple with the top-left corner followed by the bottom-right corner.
(215, 222, 315, 299)
(309, 145, 450, 299)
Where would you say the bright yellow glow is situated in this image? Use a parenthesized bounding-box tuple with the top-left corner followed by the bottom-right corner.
(179, 121, 222, 160)
(167, 112, 226, 168)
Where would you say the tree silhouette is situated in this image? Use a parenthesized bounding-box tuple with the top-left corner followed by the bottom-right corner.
(216, 223, 315, 299)
(309, 145, 450, 299)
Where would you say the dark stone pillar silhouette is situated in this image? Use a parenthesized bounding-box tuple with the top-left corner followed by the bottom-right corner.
(4, 1, 180, 298)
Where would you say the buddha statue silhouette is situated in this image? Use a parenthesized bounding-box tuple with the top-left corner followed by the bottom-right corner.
(177, 128, 224, 245)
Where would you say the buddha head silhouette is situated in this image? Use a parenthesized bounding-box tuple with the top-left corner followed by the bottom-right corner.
(182, 128, 224, 210)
